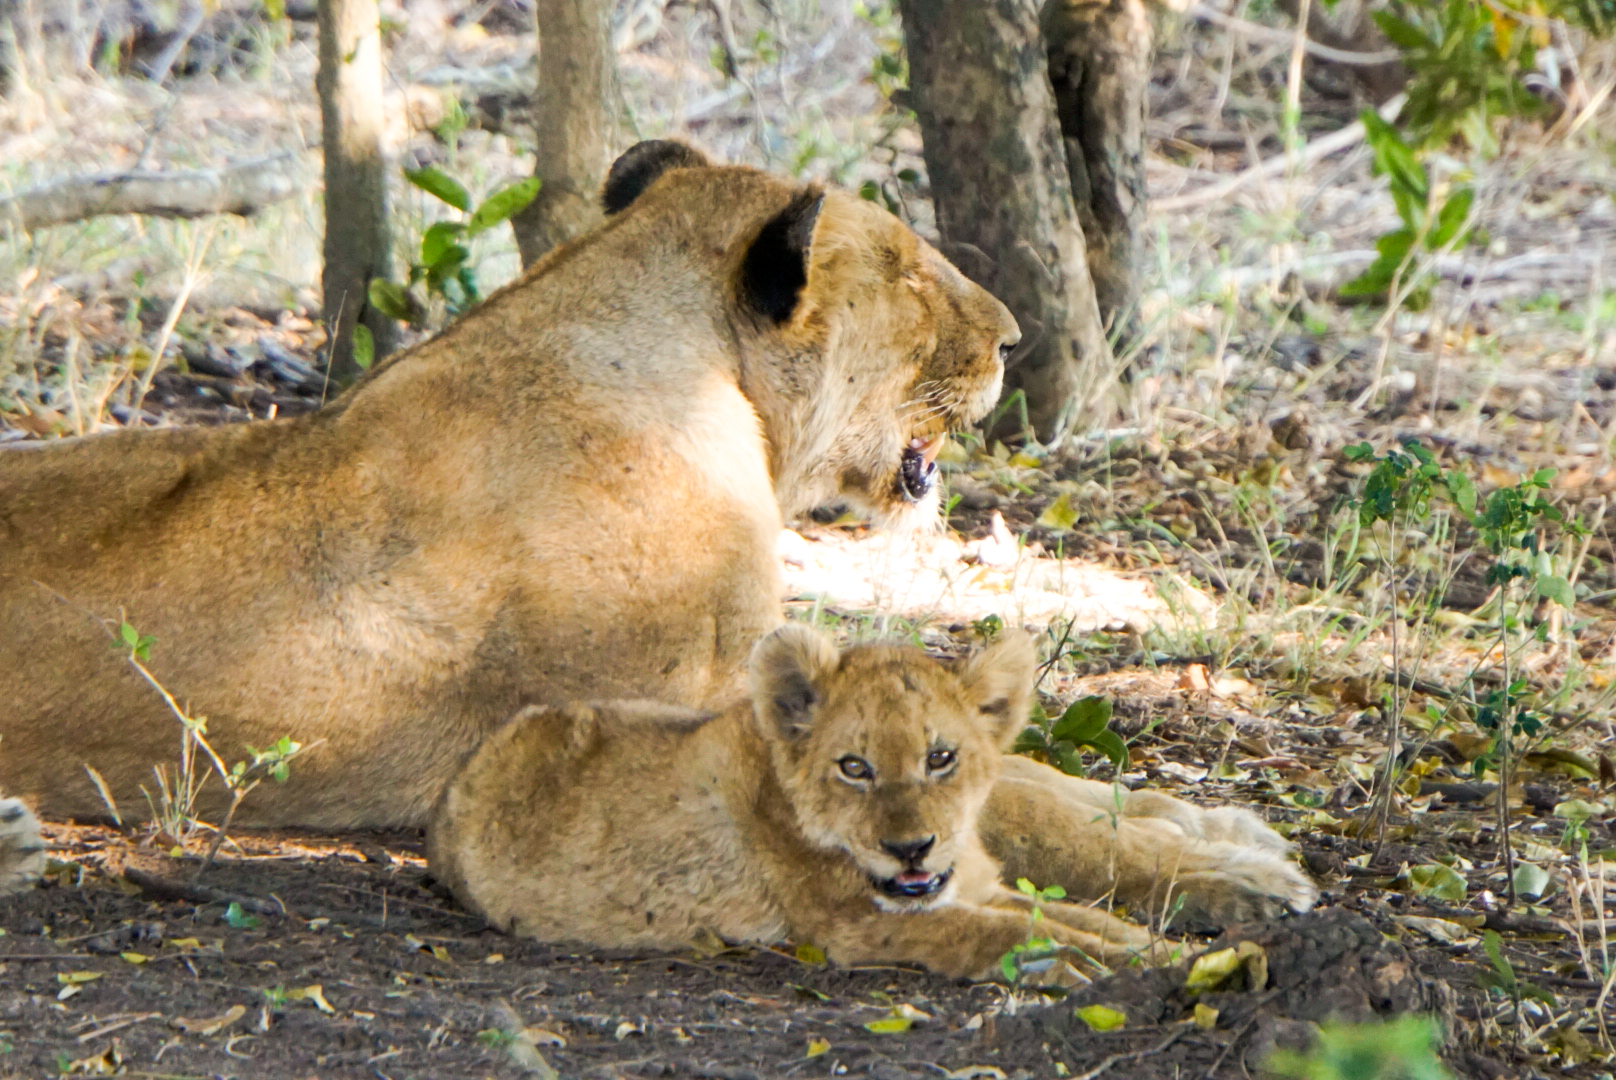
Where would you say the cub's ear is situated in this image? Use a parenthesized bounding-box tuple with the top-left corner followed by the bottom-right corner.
(959, 633, 1037, 748)
(602, 140, 711, 214)
(741, 186, 824, 324)
(749, 623, 839, 742)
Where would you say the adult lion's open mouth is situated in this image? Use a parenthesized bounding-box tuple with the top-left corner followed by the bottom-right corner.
(898, 435, 945, 503)
(874, 867, 953, 900)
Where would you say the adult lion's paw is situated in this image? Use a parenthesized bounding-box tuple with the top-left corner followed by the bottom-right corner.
(0, 797, 47, 895)
(1172, 850, 1318, 929)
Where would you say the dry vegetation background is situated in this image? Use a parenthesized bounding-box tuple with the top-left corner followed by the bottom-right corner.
(4, 0, 1616, 1076)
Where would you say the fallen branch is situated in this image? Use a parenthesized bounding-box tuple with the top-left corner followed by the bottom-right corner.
(1154, 93, 1405, 213)
(1188, 3, 1401, 65)
(0, 153, 303, 232)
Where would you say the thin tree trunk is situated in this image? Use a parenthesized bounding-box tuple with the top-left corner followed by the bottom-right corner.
(317, 0, 395, 384)
(898, 0, 1113, 442)
(1043, 0, 1151, 349)
(510, 0, 621, 268)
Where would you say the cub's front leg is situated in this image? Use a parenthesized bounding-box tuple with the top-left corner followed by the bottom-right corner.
(822, 893, 1159, 980)
(981, 756, 1316, 927)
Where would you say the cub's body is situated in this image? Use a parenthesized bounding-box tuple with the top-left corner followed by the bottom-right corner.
(431, 629, 1170, 978)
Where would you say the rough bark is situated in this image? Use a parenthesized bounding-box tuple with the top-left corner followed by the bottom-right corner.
(317, 0, 395, 385)
(510, 0, 622, 268)
(1043, 0, 1152, 349)
(0, 155, 301, 231)
(898, 0, 1112, 442)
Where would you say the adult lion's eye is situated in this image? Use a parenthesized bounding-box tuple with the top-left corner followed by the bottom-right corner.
(838, 756, 873, 781)
(927, 748, 956, 773)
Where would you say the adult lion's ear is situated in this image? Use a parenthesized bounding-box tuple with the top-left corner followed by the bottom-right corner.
(602, 140, 711, 214)
(740, 187, 824, 324)
(960, 633, 1037, 748)
(749, 623, 838, 742)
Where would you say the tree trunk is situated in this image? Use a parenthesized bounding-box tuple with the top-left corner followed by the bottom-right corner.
(510, 0, 622, 268)
(317, 0, 395, 385)
(898, 0, 1112, 442)
(1043, 0, 1151, 349)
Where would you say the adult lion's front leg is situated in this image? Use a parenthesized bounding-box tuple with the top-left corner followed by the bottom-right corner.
(979, 755, 1317, 927)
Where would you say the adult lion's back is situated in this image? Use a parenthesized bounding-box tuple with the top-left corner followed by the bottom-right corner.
(0, 142, 1018, 828)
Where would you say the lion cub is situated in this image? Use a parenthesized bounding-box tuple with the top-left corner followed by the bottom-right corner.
(431, 628, 1310, 979)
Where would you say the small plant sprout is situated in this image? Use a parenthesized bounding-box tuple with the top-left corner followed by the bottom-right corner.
(1013, 695, 1128, 778)
(367, 167, 542, 335)
(998, 878, 1097, 988)
(109, 618, 319, 873)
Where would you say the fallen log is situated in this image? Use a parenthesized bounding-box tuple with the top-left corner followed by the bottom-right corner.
(0, 153, 303, 232)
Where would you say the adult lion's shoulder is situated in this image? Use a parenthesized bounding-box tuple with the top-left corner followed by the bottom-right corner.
(430, 626, 1315, 978)
(1, 142, 1018, 830)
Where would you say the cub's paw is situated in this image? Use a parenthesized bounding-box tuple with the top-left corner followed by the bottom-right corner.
(1172, 850, 1318, 930)
(1196, 806, 1293, 857)
(0, 797, 47, 895)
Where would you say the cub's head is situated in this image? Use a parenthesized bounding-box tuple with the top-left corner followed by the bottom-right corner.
(603, 140, 1020, 528)
(747, 625, 1036, 911)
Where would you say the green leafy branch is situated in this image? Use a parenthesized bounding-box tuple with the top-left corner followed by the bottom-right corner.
(363, 167, 542, 356)
(1013, 695, 1127, 777)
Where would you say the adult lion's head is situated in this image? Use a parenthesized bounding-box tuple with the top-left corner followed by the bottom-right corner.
(748, 626, 1036, 912)
(601, 140, 1018, 528)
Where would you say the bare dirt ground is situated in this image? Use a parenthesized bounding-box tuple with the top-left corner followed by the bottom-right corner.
(4, 1, 1616, 1077)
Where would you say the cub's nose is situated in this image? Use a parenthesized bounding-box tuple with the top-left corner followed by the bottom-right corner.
(881, 836, 936, 866)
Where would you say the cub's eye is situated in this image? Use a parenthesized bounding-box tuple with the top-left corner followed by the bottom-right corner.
(998, 342, 1015, 363)
(838, 756, 873, 782)
(927, 748, 956, 773)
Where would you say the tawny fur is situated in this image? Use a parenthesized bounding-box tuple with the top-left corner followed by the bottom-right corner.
(430, 628, 1316, 978)
(0, 144, 1016, 828)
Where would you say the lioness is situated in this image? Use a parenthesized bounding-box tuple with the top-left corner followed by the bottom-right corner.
(0, 141, 1017, 828)
(429, 626, 1312, 977)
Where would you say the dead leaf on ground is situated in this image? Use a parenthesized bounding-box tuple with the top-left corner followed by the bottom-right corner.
(172, 1004, 247, 1036)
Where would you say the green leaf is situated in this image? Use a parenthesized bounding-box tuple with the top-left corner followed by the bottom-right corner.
(120, 623, 139, 648)
(859, 180, 880, 202)
(1482, 929, 1514, 987)
(1535, 574, 1575, 609)
(1429, 186, 1474, 249)
(1444, 470, 1477, 515)
(351, 324, 374, 370)
(367, 278, 414, 322)
(1052, 696, 1112, 743)
(425, 245, 472, 290)
(467, 177, 542, 236)
(405, 166, 470, 211)
(1342, 441, 1375, 461)
(1340, 228, 1416, 298)
(795, 942, 826, 965)
(862, 1017, 912, 1034)
(421, 221, 467, 266)
(1088, 730, 1128, 771)
(1360, 110, 1428, 204)
(224, 902, 262, 930)
(1037, 492, 1080, 532)
(1371, 10, 1431, 50)
(1408, 862, 1467, 902)
(1075, 1004, 1127, 1032)
(1512, 862, 1552, 900)
(1011, 726, 1049, 756)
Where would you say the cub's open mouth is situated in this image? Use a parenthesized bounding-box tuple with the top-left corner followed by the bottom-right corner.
(898, 435, 944, 503)
(874, 867, 953, 900)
